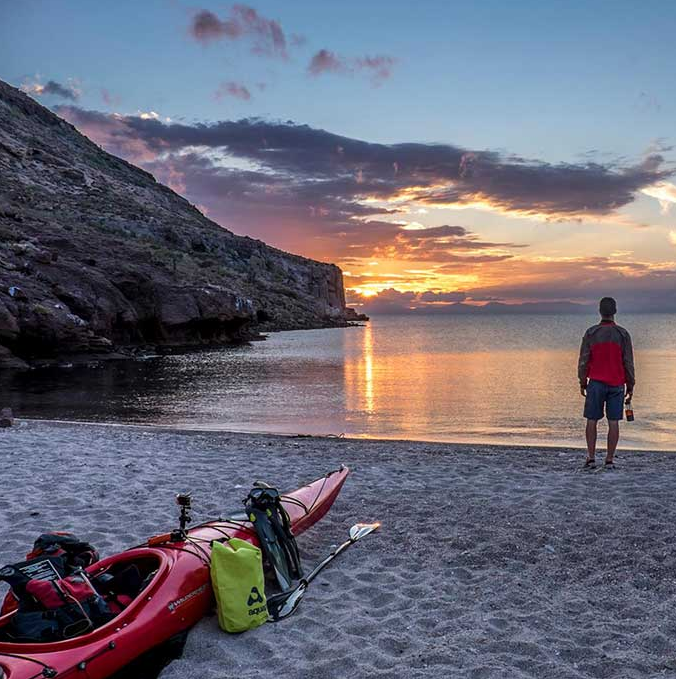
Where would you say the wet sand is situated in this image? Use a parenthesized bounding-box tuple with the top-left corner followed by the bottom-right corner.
(1, 420, 675, 678)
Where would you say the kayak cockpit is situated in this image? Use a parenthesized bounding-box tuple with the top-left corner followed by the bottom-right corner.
(88, 553, 161, 614)
(0, 550, 168, 645)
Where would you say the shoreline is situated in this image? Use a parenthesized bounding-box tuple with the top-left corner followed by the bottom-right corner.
(13, 416, 676, 456)
(2, 421, 676, 678)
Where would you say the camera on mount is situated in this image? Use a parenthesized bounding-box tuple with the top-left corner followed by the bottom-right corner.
(170, 493, 193, 541)
(176, 493, 192, 509)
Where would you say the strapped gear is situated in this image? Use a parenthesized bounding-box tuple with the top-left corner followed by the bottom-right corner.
(26, 533, 99, 569)
(244, 486, 302, 592)
(1, 532, 99, 617)
(0, 533, 112, 642)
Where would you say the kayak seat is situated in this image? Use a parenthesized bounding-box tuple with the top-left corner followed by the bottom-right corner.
(94, 564, 142, 596)
(93, 561, 158, 616)
(93, 564, 143, 615)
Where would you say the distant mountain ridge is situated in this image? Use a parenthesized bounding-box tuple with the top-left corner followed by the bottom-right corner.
(0, 79, 359, 369)
(355, 299, 596, 316)
(423, 301, 594, 315)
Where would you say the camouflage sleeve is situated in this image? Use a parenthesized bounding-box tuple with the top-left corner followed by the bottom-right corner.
(577, 331, 590, 384)
(623, 331, 635, 389)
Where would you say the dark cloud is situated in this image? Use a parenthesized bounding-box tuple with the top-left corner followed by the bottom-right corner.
(356, 55, 396, 84)
(308, 50, 396, 84)
(380, 225, 524, 261)
(55, 107, 673, 263)
(418, 291, 467, 303)
(23, 79, 79, 101)
(351, 288, 418, 313)
(234, 4, 286, 57)
(413, 151, 672, 219)
(190, 9, 241, 42)
(189, 5, 287, 58)
(308, 50, 346, 76)
(214, 81, 252, 101)
(42, 80, 79, 100)
(48, 101, 676, 308)
(346, 288, 473, 314)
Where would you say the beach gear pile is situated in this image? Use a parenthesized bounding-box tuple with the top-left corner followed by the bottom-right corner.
(0, 467, 350, 679)
(0, 486, 310, 641)
(210, 483, 304, 633)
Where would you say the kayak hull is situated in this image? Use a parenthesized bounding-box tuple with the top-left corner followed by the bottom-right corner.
(0, 466, 348, 679)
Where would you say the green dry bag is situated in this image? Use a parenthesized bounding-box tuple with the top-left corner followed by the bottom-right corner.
(210, 538, 268, 633)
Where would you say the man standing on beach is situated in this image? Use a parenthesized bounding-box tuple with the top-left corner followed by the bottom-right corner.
(578, 297, 635, 470)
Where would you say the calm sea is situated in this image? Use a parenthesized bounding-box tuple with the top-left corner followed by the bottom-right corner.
(6, 314, 676, 451)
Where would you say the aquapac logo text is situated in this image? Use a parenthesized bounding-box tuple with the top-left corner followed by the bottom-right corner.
(247, 586, 266, 616)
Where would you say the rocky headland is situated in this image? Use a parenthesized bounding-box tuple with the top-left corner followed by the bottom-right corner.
(0, 79, 365, 370)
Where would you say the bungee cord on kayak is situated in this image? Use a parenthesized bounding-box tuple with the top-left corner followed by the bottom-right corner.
(303, 473, 331, 515)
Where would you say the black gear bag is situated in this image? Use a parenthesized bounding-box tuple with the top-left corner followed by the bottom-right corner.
(244, 486, 302, 592)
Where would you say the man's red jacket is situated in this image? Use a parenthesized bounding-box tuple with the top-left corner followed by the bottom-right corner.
(578, 320, 635, 388)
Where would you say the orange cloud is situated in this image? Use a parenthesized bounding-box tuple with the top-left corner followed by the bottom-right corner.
(346, 254, 676, 312)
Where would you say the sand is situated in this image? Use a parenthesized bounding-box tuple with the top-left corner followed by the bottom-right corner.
(1, 420, 676, 678)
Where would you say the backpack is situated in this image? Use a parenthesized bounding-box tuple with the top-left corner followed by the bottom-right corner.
(27, 532, 99, 569)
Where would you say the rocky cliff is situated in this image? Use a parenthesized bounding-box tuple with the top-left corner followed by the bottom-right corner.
(0, 80, 356, 370)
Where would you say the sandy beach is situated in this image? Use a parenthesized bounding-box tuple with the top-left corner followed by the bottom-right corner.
(1, 420, 676, 678)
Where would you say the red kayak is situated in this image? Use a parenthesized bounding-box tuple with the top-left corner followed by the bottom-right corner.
(0, 466, 348, 679)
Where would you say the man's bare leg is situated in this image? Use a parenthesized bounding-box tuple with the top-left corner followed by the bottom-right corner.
(585, 419, 598, 461)
(606, 420, 619, 463)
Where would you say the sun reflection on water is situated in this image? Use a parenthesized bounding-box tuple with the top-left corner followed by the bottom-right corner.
(344, 321, 376, 415)
(363, 322, 374, 413)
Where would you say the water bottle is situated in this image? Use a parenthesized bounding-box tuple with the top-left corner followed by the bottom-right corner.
(625, 399, 634, 422)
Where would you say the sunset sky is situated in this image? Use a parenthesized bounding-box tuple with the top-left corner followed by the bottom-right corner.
(2, 0, 676, 312)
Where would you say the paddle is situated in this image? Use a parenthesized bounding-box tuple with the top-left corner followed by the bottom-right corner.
(266, 522, 381, 622)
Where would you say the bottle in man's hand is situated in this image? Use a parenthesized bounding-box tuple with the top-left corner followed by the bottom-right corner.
(625, 398, 634, 422)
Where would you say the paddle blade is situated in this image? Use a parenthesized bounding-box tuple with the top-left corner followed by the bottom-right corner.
(349, 522, 381, 542)
(267, 581, 308, 621)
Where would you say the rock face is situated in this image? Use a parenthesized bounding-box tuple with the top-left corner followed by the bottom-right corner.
(0, 80, 355, 369)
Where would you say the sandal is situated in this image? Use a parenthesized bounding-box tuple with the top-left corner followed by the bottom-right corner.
(583, 458, 596, 470)
(604, 460, 616, 470)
